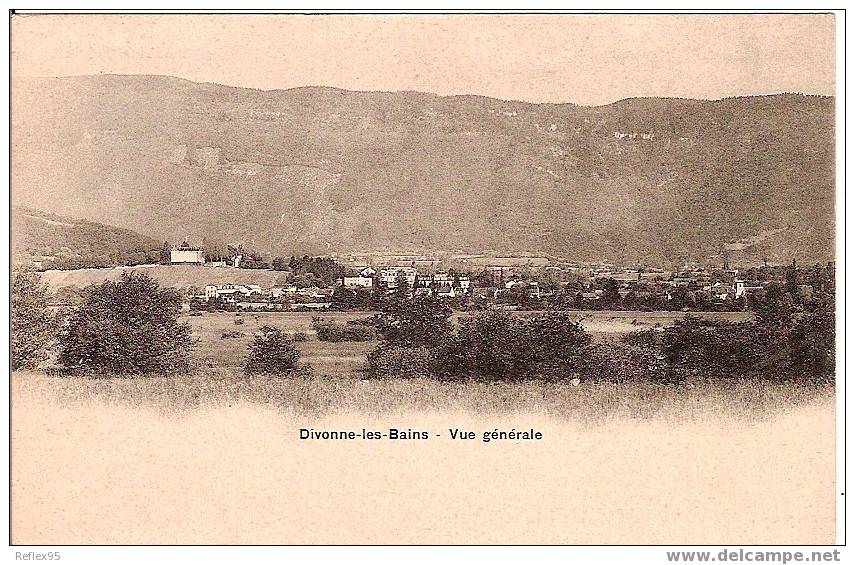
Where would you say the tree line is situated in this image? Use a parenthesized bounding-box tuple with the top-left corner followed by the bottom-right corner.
(365, 280, 835, 385)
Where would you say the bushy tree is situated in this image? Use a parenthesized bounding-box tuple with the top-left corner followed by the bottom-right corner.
(11, 271, 55, 370)
(58, 272, 191, 374)
(375, 295, 452, 347)
(292, 272, 324, 289)
(473, 269, 495, 287)
(158, 241, 172, 265)
(656, 316, 774, 382)
(600, 278, 621, 307)
(438, 310, 591, 381)
(271, 256, 289, 271)
(754, 282, 798, 327)
(438, 310, 532, 381)
(788, 286, 835, 383)
(526, 312, 592, 377)
(287, 255, 346, 287)
(330, 286, 375, 310)
(585, 338, 667, 384)
(244, 326, 302, 375)
(202, 237, 229, 262)
(238, 250, 269, 269)
(499, 282, 538, 309)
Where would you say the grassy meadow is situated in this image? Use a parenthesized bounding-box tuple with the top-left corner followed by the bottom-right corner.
(186, 311, 376, 375)
(40, 263, 285, 290)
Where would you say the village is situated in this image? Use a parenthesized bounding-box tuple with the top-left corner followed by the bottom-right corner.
(168, 243, 827, 313)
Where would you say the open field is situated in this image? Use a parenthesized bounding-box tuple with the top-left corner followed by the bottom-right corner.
(184, 310, 754, 373)
(499, 309, 753, 334)
(11, 372, 836, 544)
(186, 311, 375, 375)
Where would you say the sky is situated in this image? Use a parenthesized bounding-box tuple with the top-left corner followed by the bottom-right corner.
(11, 13, 837, 105)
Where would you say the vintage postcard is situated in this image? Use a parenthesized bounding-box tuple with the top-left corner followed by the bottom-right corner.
(7, 9, 844, 555)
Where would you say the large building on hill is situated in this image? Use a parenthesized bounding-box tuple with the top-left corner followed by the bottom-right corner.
(170, 243, 205, 265)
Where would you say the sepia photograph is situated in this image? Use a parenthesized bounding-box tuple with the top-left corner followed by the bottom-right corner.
(7, 9, 844, 551)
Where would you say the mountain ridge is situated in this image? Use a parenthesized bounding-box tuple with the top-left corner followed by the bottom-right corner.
(15, 73, 831, 106)
(11, 74, 835, 267)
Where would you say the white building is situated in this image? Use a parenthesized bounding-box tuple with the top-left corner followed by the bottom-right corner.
(244, 284, 264, 295)
(216, 288, 240, 303)
(379, 267, 417, 287)
(733, 279, 762, 299)
(270, 285, 297, 299)
(171, 244, 205, 265)
(343, 276, 373, 289)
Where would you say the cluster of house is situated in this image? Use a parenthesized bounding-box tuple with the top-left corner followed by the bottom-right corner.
(194, 283, 334, 310)
(187, 264, 481, 311)
(188, 264, 771, 312)
(172, 239, 816, 310)
(341, 267, 473, 298)
(468, 266, 768, 304)
(190, 268, 476, 310)
(198, 258, 776, 303)
(582, 267, 766, 303)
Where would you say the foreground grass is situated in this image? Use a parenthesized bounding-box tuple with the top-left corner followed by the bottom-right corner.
(12, 369, 833, 423)
(12, 367, 836, 543)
